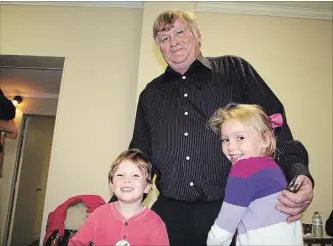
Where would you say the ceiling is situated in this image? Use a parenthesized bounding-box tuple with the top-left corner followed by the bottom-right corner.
(0, 68, 63, 97)
(0, 55, 64, 98)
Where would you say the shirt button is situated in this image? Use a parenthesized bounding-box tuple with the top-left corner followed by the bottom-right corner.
(184, 132, 188, 136)
(182, 75, 186, 79)
(184, 112, 188, 115)
(184, 93, 188, 97)
(190, 182, 194, 186)
(125, 222, 128, 226)
(123, 235, 127, 239)
(186, 156, 190, 160)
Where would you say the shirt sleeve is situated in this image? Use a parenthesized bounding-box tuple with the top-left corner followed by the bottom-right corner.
(207, 173, 251, 246)
(68, 212, 96, 246)
(151, 222, 170, 246)
(234, 57, 313, 186)
(326, 210, 333, 237)
(129, 92, 151, 154)
(129, 91, 155, 181)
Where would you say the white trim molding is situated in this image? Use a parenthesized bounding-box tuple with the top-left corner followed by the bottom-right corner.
(2, 1, 331, 19)
(4, 92, 59, 99)
(0, 1, 144, 9)
(32, 235, 40, 242)
(195, 2, 333, 20)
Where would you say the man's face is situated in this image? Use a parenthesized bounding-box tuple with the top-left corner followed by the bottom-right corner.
(156, 18, 201, 74)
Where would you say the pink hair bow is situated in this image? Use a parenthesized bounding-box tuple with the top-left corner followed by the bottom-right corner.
(269, 113, 283, 130)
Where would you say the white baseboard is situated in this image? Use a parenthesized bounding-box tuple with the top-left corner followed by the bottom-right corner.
(32, 235, 40, 242)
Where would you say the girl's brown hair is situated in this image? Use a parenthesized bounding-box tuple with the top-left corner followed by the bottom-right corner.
(108, 148, 153, 184)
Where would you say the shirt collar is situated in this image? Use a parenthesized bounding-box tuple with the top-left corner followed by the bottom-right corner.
(163, 54, 212, 82)
(197, 54, 212, 70)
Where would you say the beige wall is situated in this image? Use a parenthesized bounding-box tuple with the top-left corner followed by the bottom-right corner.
(0, 4, 143, 244)
(0, 3, 331, 245)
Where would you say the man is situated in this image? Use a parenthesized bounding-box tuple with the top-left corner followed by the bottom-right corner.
(0, 89, 17, 178)
(0, 89, 16, 121)
(127, 10, 313, 246)
(0, 89, 17, 137)
(326, 210, 333, 236)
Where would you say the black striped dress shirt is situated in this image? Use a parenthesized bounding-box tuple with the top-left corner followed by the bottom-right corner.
(129, 55, 313, 203)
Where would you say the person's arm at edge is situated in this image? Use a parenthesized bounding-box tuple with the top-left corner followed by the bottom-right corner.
(325, 210, 333, 236)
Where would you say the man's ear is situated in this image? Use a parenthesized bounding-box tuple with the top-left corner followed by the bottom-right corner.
(196, 31, 201, 42)
(197, 31, 201, 40)
(196, 31, 202, 47)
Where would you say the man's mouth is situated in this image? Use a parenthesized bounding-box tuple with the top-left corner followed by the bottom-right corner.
(171, 48, 183, 53)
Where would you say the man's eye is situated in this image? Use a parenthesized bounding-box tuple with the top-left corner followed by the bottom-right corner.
(176, 30, 184, 35)
(160, 37, 169, 43)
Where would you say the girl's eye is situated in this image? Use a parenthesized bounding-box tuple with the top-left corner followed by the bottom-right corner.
(237, 136, 245, 140)
(221, 138, 229, 142)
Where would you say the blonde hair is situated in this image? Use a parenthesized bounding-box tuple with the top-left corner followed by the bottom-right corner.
(108, 148, 153, 184)
(153, 10, 199, 41)
(208, 103, 277, 157)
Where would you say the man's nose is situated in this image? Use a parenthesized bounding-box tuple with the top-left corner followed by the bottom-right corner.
(170, 36, 179, 46)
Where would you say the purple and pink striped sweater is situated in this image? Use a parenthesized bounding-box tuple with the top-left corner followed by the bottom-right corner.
(207, 157, 303, 245)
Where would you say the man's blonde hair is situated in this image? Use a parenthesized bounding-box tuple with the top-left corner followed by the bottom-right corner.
(153, 10, 199, 41)
(208, 103, 277, 157)
(108, 148, 153, 184)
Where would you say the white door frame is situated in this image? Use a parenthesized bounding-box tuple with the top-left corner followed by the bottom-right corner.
(3, 113, 55, 246)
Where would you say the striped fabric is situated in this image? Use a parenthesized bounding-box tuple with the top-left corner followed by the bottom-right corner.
(130, 55, 312, 202)
(207, 157, 304, 245)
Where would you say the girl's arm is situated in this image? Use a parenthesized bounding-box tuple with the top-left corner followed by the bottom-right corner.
(207, 167, 252, 246)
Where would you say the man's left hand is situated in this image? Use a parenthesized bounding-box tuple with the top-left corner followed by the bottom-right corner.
(276, 175, 313, 223)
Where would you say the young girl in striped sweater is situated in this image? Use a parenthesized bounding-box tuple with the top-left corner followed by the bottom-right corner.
(207, 103, 303, 246)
